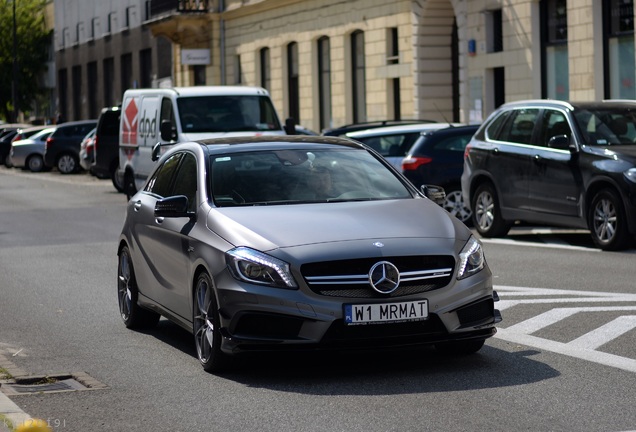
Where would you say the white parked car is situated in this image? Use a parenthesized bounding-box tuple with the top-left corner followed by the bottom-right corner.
(10, 127, 57, 172)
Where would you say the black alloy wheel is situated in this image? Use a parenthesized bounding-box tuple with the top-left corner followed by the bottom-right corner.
(57, 153, 78, 174)
(117, 246, 160, 329)
(193, 272, 228, 373)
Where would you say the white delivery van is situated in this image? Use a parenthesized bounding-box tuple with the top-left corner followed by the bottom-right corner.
(117, 86, 290, 197)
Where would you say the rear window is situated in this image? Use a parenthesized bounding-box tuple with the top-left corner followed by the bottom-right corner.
(98, 110, 121, 137)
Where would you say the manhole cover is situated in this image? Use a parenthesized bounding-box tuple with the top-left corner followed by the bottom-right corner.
(0, 372, 107, 395)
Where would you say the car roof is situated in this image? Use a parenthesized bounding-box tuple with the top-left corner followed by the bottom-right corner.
(184, 135, 365, 155)
(322, 119, 436, 136)
(346, 122, 463, 138)
(497, 99, 636, 111)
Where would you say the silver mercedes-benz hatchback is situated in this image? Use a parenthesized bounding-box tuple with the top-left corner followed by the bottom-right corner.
(117, 135, 500, 372)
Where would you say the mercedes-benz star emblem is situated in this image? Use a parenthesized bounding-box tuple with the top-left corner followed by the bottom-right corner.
(368, 261, 400, 294)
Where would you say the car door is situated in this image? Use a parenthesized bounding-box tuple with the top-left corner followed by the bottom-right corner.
(131, 151, 196, 320)
(527, 108, 582, 216)
(484, 108, 540, 211)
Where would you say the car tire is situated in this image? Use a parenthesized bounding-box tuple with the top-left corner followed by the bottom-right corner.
(57, 154, 78, 174)
(588, 188, 630, 251)
(111, 164, 125, 193)
(124, 171, 137, 199)
(193, 272, 228, 373)
(4, 153, 13, 168)
(117, 246, 161, 329)
(435, 339, 485, 355)
(471, 182, 510, 237)
(27, 155, 45, 173)
(443, 188, 472, 225)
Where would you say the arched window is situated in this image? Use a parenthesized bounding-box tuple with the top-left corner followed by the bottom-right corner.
(287, 42, 300, 123)
(351, 30, 366, 123)
(317, 36, 331, 131)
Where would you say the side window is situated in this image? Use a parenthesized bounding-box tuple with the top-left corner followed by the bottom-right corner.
(433, 134, 472, 152)
(172, 153, 198, 212)
(485, 110, 511, 141)
(540, 109, 570, 146)
(145, 153, 182, 197)
(497, 109, 540, 144)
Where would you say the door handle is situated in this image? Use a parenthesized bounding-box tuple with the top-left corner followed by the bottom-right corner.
(533, 154, 541, 163)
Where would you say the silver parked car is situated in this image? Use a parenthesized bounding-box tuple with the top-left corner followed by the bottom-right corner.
(118, 135, 501, 373)
(10, 127, 57, 172)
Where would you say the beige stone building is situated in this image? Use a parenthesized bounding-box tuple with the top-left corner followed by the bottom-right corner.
(57, 0, 635, 130)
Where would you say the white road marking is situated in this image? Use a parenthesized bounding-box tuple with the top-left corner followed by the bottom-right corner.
(493, 286, 636, 373)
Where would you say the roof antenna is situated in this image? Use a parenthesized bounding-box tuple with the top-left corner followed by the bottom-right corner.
(432, 101, 454, 127)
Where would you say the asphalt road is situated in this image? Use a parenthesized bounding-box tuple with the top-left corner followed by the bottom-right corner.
(0, 167, 635, 432)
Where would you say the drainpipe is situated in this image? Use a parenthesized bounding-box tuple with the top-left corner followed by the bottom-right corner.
(219, 0, 226, 85)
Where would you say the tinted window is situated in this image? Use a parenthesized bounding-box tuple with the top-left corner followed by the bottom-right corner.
(485, 110, 510, 140)
(573, 107, 636, 145)
(146, 153, 182, 197)
(496, 109, 540, 144)
(355, 132, 420, 157)
(99, 111, 120, 136)
(540, 109, 570, 146)
(172, 153, 198, 212)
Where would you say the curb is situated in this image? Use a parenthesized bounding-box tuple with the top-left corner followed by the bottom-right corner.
(0, 354, 38, 432)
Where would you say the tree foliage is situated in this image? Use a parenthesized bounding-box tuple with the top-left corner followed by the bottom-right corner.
(0, 0, 51, 122)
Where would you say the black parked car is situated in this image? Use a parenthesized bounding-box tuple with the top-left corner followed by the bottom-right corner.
(462, 99, 636, 251)
(44, 120, 98, 174)
(91, 107, 123, 192)
(402, 125, 480, 224)
(322, 119, 435, 137)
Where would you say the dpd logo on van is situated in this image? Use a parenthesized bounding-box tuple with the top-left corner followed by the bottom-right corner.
(122, 98, 139, 161)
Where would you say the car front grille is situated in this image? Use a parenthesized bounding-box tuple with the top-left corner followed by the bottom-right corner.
(301, 255, 455, 298)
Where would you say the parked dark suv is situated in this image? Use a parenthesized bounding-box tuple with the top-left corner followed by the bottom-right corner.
(402, 124, 479, 224)
(462, 100, 636, 251)
(44, 120, 97, 174)
(91, 107, 123, 192)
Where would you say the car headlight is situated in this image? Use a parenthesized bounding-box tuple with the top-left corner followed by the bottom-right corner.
(457, 236, 485, 280)
(226, 247, 298, 289)
(625, 168, 636, 184)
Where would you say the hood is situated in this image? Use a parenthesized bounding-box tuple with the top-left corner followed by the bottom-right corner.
(587, 144, 636, 163)
(181, 130, 286, 141)
(206, 198, 467, 251)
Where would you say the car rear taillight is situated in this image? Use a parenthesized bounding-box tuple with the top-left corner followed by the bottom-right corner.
(464, 143, 472, 160)
(45, 137, 53, 150)
(11, 134, 23, 143)
(401, 156, 432, 171)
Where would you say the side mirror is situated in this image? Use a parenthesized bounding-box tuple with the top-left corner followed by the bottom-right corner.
(548, 134, 570, 150)
(160, 120, 177, 142)
(284, 117, 297, 135)
(151, 142, 162, 161)
(154, 195, 194, 218)
(421, 184, 446, 206)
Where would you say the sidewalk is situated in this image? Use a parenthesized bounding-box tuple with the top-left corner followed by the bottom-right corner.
(0, 390, 32, 432)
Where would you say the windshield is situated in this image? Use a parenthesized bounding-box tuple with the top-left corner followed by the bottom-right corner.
(573, 107, 636, 146)
(177, 95, 282, 133)
(210, 148, 413, 206)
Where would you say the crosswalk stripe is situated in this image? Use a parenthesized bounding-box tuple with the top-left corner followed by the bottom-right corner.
(568, 316, 636, 350)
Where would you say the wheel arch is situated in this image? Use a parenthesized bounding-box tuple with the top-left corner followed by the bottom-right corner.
(584, 178, 636, 234)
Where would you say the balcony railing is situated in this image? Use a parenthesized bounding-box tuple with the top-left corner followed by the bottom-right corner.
(149, 0, 209, 18)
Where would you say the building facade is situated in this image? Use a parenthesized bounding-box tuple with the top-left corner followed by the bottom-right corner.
(55, 0, 635, 131)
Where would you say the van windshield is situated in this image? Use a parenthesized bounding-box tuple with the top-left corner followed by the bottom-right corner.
(176, 95, 282, 133)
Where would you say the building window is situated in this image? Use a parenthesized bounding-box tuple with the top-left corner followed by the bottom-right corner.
(140, 48, 152, 88)
(121, 53, 133, 92)
(72, 66, 82, 120)
(107, 12, 116, 34)
(260, 47, 270, 90)
(103, 58, 114, 106)
(317, 36, 332, 131)
(287, 42, 300, 123)
(87, 62, 98, 117)
(351, 30, 366, 124)
(90, 18, 98, 40)
(193, 65, 206, 85)
(58, 68, 68, 121)
(485, 9, 503, 53)
(604, 0, 635, 98)
(541, 0, 569, 100)
(235, 55, 242, 84)
(387, 28, 400, 120)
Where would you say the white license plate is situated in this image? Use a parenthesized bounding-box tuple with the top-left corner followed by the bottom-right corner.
(344, 300, 428, 325)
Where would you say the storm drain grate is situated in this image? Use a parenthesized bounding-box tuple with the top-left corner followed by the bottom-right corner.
(1, 372, 107, 395)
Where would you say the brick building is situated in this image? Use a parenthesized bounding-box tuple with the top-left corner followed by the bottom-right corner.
(55, 0, 635, 131)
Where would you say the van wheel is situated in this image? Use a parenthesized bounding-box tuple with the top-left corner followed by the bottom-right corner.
(124, 172, 137, 199)
(471, 182, 510, 237)
(111, 163, 125, 193)
(589, 188, 630, 251)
